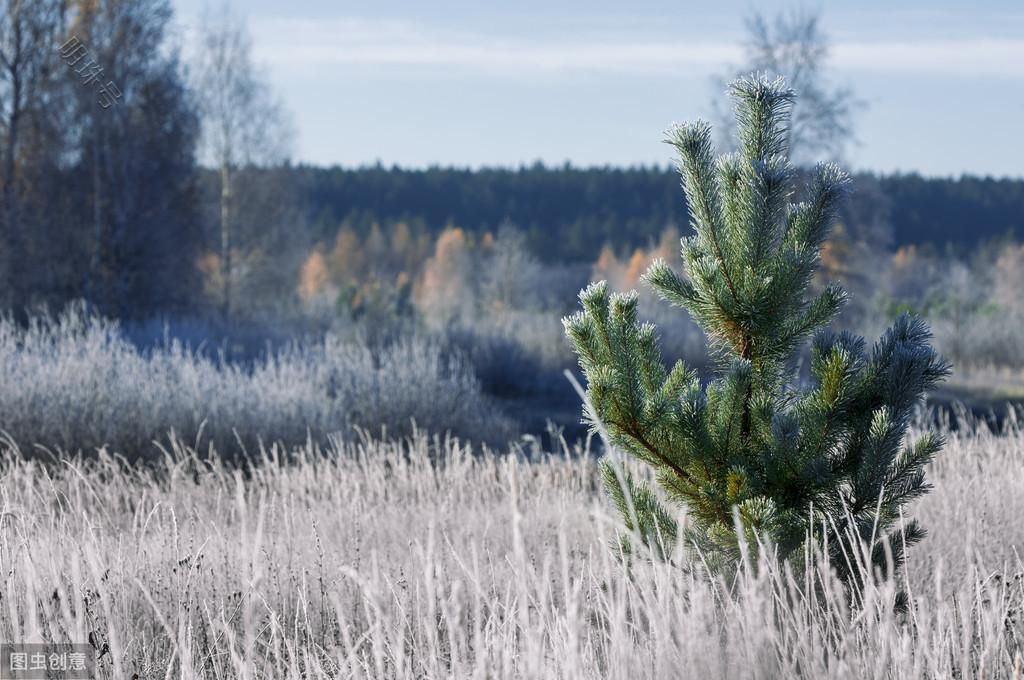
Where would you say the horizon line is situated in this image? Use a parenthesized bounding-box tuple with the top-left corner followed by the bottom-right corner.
(200, 159, 1024, 182)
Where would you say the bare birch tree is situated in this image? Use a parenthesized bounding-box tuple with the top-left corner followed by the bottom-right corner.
(713, 8, 863, 165)
(192, 2, 291, 320)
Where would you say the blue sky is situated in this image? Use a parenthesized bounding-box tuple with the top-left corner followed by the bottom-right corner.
(171, 1, 1024, 177)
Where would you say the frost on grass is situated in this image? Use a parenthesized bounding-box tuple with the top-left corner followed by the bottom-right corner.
(0, 419, 1022, 679)
(0, 306, 513, 457)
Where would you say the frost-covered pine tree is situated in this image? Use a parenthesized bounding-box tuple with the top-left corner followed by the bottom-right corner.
(563, 74, 950, 599)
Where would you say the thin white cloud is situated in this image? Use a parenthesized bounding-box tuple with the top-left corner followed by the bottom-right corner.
(250, 19, 737, 74)
(248, 18, 1024, 79)
(834, 40, 1024, 77)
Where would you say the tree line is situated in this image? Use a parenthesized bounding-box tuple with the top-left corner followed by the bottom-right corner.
(292, 165, 1024, 261)
(3, 2, 1022, 324)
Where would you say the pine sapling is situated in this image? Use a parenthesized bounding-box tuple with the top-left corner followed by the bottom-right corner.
(564, 74, 950, 601)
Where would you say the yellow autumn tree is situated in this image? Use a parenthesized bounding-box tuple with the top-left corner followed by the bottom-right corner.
(592, 227, 682, 292)
(592, 243, 620, 283)
(330, 226, 364, 286)
(624, 248, 648, 288)
(819, 223, 853, 279)
(416, 227, 474, 326)
(298, 247, 333, 305)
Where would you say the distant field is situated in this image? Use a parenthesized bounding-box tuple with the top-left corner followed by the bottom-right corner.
(1, 420, 1022, 678)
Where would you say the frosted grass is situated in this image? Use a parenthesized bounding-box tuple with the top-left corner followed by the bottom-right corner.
(1, 418, 1021, 678)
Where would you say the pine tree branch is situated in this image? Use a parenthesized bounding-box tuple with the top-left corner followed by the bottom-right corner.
(665, 123, 743, 306)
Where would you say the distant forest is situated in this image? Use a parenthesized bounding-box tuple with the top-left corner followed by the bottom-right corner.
(284, 165, 1024, 261)
(4, 1, 1022, 322)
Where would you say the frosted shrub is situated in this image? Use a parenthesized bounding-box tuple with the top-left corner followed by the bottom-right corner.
(0, 306, 511, 458)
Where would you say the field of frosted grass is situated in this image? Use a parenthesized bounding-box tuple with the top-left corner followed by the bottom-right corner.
(1, 416, 1022, 678)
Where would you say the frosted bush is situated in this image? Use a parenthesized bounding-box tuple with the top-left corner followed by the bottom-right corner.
(0, 306, 511, 458)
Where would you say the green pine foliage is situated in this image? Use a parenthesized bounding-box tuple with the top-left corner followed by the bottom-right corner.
(563, 74, 951, 597)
